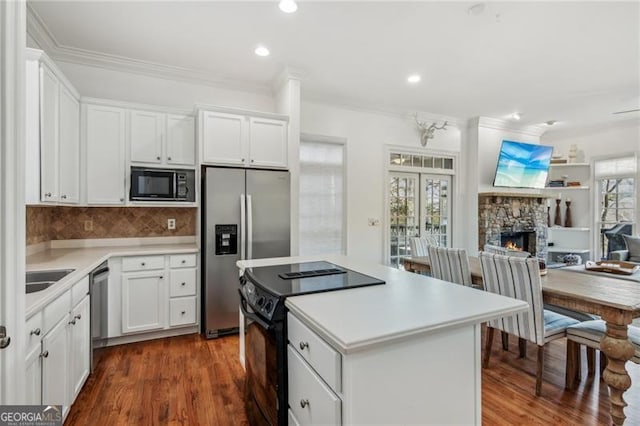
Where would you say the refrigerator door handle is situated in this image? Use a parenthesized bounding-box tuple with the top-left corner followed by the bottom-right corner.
(247, 194, 253, 259)
(240, 193, 246, 260)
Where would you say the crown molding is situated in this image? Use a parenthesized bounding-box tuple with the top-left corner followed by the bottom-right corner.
(26, 4, 272, 96)
(469, 116, 548, 137)
(272, 66, 306, 93)
(302, 98, 462, 128)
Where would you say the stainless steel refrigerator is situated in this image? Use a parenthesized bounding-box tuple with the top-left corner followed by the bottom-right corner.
(202, 166, 290, 338)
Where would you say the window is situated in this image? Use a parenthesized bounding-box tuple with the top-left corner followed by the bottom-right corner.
(299, 140, 345, 255)
(594, 155, 637, 258)
(389, 173, 419, 268)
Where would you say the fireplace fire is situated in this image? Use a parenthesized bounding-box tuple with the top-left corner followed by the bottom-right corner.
(504, 241, 522, 251)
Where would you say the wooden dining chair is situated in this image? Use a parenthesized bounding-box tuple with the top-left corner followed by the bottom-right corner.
(565, 320, 640, 389)
(409, 235, 439, 257)
(479, 252, 580, 396)
(427, 246, 474, 287)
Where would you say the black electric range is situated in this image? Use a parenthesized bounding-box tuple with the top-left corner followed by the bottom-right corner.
(239, 261, 385, 426)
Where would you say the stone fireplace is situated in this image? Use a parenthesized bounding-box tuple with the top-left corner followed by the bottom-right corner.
(478, 192, 548, 259)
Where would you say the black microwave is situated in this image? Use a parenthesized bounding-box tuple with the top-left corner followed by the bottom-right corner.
(130, 167, 195, 202)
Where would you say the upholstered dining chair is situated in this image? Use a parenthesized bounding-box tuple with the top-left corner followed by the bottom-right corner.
(409, 235, 439, 257)
(479, 252, 580, 396)
(427, 246, 474, 287)
(565, 320, 640, 389)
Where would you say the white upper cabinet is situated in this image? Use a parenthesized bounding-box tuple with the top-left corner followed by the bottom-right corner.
(58, 84, 80, 203)
(166, 114, 196, 165)
(39, 64, 60, 202)
(201, 111, 246, 166)
(85, 104, 126, 205)
(130, 110, 164, 164)
(249, 117, 288, 168)
(199, 109, 288, 169)
(130, 111, 195, 166)
(25, 49, 80, 205)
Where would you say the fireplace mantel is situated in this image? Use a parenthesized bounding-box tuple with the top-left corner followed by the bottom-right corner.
(479, 191, 551, 199)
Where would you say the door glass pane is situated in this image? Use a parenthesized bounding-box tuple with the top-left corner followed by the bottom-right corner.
(422, 176, 452, 249)
(389, 173, 418, 268)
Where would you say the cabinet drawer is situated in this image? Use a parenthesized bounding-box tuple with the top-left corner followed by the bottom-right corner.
(26, 311, 44, 353)
(169, 254, 196, 268)
(71, 276, 89, 307)
(43, 290, 71, 334)
(169, 297, 196, 327)
(169, 269, 196, 297)
(288, 345, 341, 425)
(122, 255, 164, 272)
(288, 313, 341, 393)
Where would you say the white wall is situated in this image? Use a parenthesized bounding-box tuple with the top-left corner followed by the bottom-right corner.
(300, 101, 461, 264)
(55, 61, 276, 112)
(541, 118, 640, 161)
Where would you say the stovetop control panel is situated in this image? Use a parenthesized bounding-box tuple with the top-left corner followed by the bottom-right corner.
(240, 276, 281, 322)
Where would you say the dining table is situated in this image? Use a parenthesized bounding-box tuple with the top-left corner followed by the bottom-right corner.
(403, 256, 640, 426)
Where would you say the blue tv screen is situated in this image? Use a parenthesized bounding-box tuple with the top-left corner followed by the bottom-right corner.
(493, 140, 553, 189)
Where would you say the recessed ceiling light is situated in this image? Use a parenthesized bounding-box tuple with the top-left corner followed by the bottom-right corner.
(511, 112, 522, 121)
(468, 3, 486, 16)
(407, 74, 421, 84)
(254, 46, 270, 57)
(279, 0, 298, 13)
(545, 120, 557, 126)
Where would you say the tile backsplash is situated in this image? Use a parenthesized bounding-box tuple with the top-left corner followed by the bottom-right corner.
(26, 206, 197, 245)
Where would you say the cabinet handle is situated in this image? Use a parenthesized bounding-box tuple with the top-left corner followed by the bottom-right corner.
(181, 259, 186, 264)
(69, 319, 76, 325)
(120, 198, 125, 202)
(250, 159, 254, 163)
(156, 156, 161, 160)
(141, 262, 146, 266)
(74, 314, 82, 320)
(299, 341, 309, 350)
(241, 158, 245, 162)
(30, 328, 41, 336)
(168, 157, 172, 161)
(181, 282, 186, 286)
(44, 192, 52, 197)
(40, 350, 49, 359)
(181, 311, 186, 315)
(300, 399, 309, 408)
(61, 195, 67, 199)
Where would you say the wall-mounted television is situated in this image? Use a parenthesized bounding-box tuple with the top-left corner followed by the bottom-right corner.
(493, 140, 553, 189)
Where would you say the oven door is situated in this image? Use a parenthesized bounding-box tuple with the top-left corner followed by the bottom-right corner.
(240, 294, 285, 426)
(130, 168, 176, 200)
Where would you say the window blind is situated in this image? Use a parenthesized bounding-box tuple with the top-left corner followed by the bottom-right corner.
(299, 141, 345, 255)
(594, 155, 637, 178)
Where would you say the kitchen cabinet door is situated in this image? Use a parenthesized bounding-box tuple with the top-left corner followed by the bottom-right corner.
(86, 104, 126, 204)
(201, 111, 247, 166)
(130, 110, 164, 164)
(42, 317, 70, 413)
(166, 114, 195, 165)
(25, 344, 42, 405)
(40, 63, 60, 202)
(69, 295, 90, 400)
(58, 84, 80, 204)
(122, 272, 166, 334)
(248, 117, 287, 168)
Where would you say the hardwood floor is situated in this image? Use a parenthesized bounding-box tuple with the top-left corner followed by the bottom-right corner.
(66, 330, 640, 425)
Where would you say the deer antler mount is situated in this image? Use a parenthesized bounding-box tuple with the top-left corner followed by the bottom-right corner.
(413, 113, 448, 147)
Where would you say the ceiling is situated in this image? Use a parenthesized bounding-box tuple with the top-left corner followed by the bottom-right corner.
(28, 1, 640, 130)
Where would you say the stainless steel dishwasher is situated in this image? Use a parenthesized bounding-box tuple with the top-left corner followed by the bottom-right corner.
(90, 261, 109, 371)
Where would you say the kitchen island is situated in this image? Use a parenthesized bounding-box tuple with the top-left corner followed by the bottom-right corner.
(237, 254, 527, 425)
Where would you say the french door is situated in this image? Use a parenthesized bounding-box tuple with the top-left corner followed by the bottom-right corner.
(389, 172, 451, 268)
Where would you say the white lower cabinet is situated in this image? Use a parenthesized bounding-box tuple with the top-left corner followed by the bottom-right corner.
(113, 253, 198, 337)
(122, 271, 165, 334)
(24, 277, 91, 417)
(287, 311, 481, 425)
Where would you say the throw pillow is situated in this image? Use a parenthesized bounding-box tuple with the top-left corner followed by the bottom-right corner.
(622, 235, 640, 263)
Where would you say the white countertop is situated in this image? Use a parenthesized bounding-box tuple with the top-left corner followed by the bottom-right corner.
(238, 255, 528, 354)
(26, 242, 199, 317)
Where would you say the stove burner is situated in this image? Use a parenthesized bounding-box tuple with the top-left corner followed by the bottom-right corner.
(278, 268, 346, 280)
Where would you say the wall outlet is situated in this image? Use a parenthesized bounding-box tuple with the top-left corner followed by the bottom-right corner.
(167, 218, 176, 230)
(84, 220, 93, 231)
(368, 218, 380, 227)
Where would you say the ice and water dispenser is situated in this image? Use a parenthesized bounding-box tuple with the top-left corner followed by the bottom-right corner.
(215, 224, 238, 255)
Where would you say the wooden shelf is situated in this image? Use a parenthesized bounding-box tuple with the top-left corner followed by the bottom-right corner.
(544, 186, 589, 190)
(547, 247, 590, 253)
(548, 227, 590, 232)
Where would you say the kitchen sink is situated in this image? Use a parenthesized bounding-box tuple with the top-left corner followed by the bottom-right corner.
(26, 269, 75, 294)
